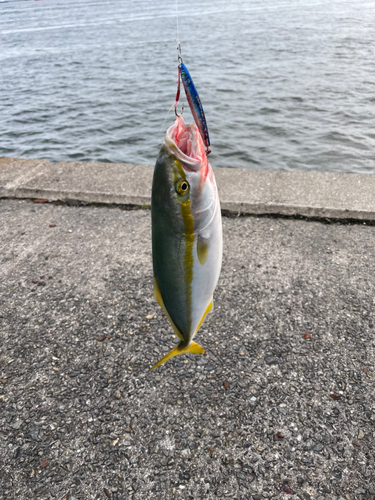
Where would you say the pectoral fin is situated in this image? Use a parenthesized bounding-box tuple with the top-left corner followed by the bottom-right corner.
(151, 340, 205, 371)
(153, 277, 184, 341)
(197, 234, 210, 265)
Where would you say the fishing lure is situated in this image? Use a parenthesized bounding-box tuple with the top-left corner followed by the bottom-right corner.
(174, 43, 211, 155)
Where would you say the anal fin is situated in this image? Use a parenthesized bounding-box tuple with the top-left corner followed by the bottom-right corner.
(193, 299, 213, 337)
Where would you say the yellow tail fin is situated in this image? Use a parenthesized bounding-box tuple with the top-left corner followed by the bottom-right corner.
(151, 341, 205, 371)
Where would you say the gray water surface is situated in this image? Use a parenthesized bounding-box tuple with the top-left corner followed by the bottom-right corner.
(1, 0, 375, 172)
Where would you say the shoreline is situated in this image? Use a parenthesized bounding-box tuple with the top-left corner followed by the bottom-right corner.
(1, 157, 374, 220)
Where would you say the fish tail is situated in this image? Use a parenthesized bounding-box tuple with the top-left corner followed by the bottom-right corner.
(151, 341, 205, 371)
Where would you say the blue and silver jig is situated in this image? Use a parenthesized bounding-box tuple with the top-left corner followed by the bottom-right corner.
(174, 42, 211, 155)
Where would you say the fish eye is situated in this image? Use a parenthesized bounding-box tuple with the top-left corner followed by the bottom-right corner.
(176, 179, 189, 195)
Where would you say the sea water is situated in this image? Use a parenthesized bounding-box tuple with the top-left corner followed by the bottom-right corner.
(1, 0, 374, 172)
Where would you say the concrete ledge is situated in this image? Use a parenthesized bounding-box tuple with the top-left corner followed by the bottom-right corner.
(0, 157, 374, 220)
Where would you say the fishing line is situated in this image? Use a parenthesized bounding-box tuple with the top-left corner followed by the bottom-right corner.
(160, 102, 176, 131)
(160, 0, 183, 131)
(176, 0, 180, 45)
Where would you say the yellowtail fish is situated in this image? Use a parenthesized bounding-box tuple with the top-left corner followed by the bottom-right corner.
(151, 115, 222, 370)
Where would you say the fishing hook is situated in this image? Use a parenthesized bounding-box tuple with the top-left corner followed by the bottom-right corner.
(175, 103, 184, 117)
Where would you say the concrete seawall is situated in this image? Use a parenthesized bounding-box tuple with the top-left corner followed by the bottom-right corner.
(1, 157, 374, 220)
(1, 157, 375, 499)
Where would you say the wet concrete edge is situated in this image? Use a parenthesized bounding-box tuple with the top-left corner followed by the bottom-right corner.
(0, 157, 374, 220)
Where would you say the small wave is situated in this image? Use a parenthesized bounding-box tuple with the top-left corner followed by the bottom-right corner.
(259, 107, 281, 114)
(261, 125, 288, 137)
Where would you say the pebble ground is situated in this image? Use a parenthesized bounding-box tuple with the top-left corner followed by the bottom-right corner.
(0, 199, 374, 500)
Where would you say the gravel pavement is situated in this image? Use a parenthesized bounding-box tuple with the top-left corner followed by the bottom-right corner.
(0, 199, 374, 500)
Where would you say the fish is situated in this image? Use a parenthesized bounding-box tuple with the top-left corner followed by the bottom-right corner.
(151, 114, 222, 370)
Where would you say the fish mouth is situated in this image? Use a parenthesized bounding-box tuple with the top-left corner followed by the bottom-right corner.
(165, 115, 206, 170)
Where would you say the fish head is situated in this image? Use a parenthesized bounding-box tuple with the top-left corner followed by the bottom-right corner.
(157, 115, 217, 234)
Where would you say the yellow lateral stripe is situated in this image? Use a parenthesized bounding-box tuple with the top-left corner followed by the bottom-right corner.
(178, 165, 194, 339)
(151, 341, 205, 371)
(182, 204, 194, 337)
(173, 159, 195, 340)
(153, 278, 184, 341)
